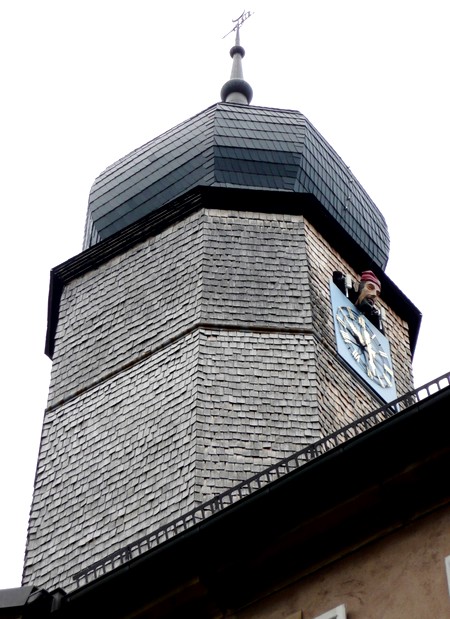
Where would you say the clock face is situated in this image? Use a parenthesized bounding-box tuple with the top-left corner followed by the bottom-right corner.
(330, 282, 397, 403)
(335, 305, 394, 389)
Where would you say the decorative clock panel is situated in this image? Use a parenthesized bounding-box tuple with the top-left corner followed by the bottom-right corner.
(330, 281, 397, 403)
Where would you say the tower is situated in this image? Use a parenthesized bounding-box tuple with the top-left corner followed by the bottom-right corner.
(22, 18, 420, 596)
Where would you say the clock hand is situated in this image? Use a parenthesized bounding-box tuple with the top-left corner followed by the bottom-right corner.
(364, 342, 378, 377)
(358, 316, 378, 375)
(358, 318, 372, 347)
(348, 320, 364, 346)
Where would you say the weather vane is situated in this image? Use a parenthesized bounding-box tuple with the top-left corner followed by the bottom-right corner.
(222, 10, 254, 39)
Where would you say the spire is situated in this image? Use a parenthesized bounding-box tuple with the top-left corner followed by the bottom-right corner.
(220, 11, 253, 105)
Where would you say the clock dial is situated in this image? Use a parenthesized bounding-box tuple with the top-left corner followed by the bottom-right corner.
(336, 306, 394, 388)
(330, 280, 397, 403)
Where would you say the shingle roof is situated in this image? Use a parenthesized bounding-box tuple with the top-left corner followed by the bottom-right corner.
(84, 103, 390, 269)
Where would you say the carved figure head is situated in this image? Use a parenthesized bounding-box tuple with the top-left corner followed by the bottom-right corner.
(356, 271, 381, 309)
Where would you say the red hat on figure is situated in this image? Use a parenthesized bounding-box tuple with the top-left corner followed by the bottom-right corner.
(360, 271, 381, 288)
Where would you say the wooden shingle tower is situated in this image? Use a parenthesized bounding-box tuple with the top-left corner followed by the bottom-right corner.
(23, 18, 420, 593)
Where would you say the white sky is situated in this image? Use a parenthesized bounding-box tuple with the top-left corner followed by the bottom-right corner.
(1, 0, 449, 589)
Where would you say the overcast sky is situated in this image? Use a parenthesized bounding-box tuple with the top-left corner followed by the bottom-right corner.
(1, 0, 449, 589)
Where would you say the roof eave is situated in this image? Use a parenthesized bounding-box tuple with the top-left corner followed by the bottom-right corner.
(57, 385, 450, 617)
(45, 186, 421, 359)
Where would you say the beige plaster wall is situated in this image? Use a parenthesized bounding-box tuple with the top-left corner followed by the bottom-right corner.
(237, 503, 450, 619)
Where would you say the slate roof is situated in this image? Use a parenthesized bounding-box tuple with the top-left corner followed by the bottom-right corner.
(84, 103, 390, 269)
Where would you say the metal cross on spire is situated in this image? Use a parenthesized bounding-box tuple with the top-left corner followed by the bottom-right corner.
(222, 10, 254, 41)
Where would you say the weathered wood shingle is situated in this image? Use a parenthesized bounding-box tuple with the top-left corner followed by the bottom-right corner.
(24, 209, 414, 593)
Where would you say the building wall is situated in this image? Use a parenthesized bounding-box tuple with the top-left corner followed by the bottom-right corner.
(26, 209, 321, 591)
(47, 210, 205, 408)
(200, 209, 312, 329)
(196, 328, 320, 501)
(237, 503, 450, 619)
(23, 332, 200, 592)
(24, 207, 414, 592)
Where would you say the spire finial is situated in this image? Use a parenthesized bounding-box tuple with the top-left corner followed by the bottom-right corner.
(220, 11, 254, 105)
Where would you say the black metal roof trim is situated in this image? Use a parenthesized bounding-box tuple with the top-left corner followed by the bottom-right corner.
(72, 372, 450, 589)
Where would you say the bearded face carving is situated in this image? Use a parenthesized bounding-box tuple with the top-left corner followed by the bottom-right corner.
(332, 270, 384, 334)
(356, 271, 381, 309)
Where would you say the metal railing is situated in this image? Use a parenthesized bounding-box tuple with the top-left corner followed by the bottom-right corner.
(73, 371, 450, 588)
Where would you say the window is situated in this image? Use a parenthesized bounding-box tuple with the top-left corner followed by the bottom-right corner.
(445, 555, 450, 597)
(314, 604, 346, 619)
